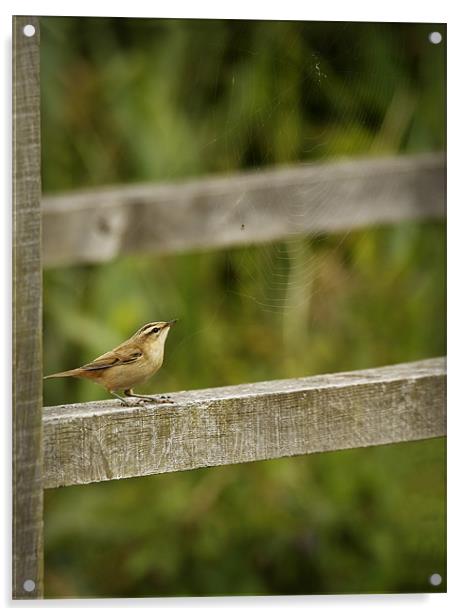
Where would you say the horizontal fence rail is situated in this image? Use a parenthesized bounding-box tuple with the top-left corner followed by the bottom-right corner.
(43, 357, 446, 489)
(42, 153, 445, 267)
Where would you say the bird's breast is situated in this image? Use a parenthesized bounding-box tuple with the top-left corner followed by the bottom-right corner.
(145, 348, 164, 373)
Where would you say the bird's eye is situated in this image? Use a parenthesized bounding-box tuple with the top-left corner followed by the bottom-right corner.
(151, 327, 160, 334)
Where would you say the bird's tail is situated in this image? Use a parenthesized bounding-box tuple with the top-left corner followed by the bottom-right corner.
(43, 369, 81, 380)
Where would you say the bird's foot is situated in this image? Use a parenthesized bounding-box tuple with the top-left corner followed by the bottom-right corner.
(142, 394, 174, 404)
(122, 394, 174, 405)
(118, 398, 142, 407)
(120, 389, 174, 405)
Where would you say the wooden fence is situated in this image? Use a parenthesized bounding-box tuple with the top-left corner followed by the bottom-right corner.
(13, 17, 446, 599)
(43, 358, 445, 490)
(42, 152, 445, 267)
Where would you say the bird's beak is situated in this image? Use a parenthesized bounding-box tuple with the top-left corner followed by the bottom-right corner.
(164, 319, 178, 328)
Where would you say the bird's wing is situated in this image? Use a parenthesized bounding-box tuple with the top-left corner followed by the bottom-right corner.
(80, 344, 143, 372)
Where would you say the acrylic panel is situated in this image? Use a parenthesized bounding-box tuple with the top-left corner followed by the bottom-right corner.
(15, 16, 447, 599)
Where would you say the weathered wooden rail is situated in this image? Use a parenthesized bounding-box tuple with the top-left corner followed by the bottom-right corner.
(43, 358, 446, 489)
(13, 15, 446, 600)
(42, 152, 445, 267)
(13, 16, 43, 599)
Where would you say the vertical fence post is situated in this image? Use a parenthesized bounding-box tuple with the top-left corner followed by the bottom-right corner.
(13, 16, 43, 599)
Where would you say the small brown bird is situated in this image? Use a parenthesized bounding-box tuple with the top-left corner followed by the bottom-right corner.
(44, 320, 177, 405)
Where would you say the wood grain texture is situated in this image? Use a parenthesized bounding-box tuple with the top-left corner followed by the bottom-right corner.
(43, 358, 446, 489)
(13, 16, 43, 599)
(42, 153, 445, 267)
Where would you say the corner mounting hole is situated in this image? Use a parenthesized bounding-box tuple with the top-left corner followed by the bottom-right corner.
(429, 32, 442, 44)
(23, 24, 36, 38)
(429, 573, 442, 586)
(23, 579, 35, 592)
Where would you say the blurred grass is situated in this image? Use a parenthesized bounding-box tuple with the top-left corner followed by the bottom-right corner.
(41, 17, 446, 597)
(45, 439, 445, 597)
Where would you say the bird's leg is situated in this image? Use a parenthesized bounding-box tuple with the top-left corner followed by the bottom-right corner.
(110, 390, 134, 406)
(124, 389, 174, 404)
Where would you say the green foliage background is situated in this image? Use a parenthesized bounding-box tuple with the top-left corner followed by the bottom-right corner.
(41, 18, 446, 597)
